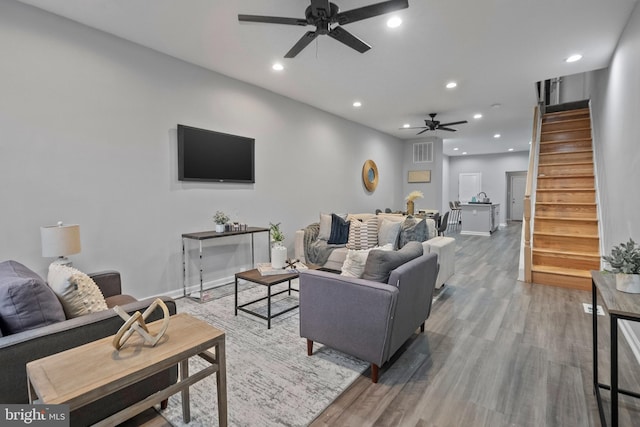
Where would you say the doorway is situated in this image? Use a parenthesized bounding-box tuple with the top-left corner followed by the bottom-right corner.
(507, 171, 527, 221)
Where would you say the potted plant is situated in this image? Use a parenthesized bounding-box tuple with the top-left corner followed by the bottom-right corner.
(213, 211, 230, 233)
(602, 238, 640, 293)
(270, 222, 287, 269)
(405, 191, 424, 216)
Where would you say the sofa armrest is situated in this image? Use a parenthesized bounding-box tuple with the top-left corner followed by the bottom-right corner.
(295, 229, 306, 263)
(424, 237, 455, 289)
(299, 270, 398, 367)
(89, 270, 122, 298)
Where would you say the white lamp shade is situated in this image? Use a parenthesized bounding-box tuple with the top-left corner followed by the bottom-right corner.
(41, 224, 81, 257)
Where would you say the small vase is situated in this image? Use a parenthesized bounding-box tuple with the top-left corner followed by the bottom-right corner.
(407, 200, 415, 216)
(616, 273, 640, 293)
(215, 224, 225, 233)
(271, 243, 287, 269)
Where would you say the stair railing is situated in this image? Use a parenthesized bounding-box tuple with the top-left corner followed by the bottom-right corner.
(523, 103, 542, 282)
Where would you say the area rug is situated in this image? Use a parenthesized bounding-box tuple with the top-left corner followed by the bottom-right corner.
(160, 281, 369, 426)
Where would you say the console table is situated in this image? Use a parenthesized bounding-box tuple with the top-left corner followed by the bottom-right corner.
(591, 271, 640, 426)
(182, 227, 270, 301)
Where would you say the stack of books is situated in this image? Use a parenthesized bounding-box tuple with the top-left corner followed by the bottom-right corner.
(256, 262, 308, 276)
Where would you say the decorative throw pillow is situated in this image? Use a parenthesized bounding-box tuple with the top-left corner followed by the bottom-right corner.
(399, 217, 428, 248)
(0, 260, 66, 335)
(378, 218, 402, 250)
(346, 217, 378, 250)
(340, 248, 372, 278)
(328, 213, 350, 245)
(318, 213, 333, 241)
(361, 241, 424, 283)
(47, 264, 109, 318)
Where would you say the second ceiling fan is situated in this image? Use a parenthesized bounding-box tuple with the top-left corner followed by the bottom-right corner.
(238, 0, 409, 58)
(402, 113, 468, 135)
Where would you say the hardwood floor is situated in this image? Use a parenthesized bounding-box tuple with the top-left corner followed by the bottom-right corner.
(125, 222, 640, 426)
(310, 222, 640, 427)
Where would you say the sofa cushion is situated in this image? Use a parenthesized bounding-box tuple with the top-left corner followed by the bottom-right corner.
(378, 218, 402, 249)
(399, 217, 428, 248)
(47, 264, 109, 318)
(362, 241, 424, 283)
(346, 217, 378, 250)
(0, 260, 66, 335)
(328, 213, 350, 245)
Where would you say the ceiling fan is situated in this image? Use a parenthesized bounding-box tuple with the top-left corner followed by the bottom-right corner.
(401, 113, 468, 135)
(238, 0, 409, 58)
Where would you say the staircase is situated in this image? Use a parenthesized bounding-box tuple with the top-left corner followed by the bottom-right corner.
(531, 107, 600, 291)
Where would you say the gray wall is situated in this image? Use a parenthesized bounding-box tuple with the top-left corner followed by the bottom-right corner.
(447, 151, 530, 225)
(401, 136, 444, 213)
(0, 1, 404, 298)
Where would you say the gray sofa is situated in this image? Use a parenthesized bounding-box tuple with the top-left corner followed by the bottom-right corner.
(299, 244, 439, 383)
(0, 263, 177, 426)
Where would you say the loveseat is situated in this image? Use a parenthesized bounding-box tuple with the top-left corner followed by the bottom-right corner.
(0, 260, 177, 426)
(295, 212, 455, 289)
(299, 242, 439, 383)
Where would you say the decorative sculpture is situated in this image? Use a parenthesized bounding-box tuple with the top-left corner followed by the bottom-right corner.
(112, 298, 171, 351)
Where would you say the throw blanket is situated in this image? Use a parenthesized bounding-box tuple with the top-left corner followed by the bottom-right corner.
(303, 223, 343, 266)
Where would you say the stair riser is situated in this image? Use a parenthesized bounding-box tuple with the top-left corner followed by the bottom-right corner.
(533, 234, 599, 252)
(534, 219, 598, 234)
(536, 190, 595, 203)
(543, 110, 590, 123)
(539, 139, 592, 154)
(531, 271, 591, 291)
(540, 129, 591, 142)
(535, 204, 597, 218)
(533, 253, 600, 271)
(537, 176, 594, 189)
(538, 163, 594, 176)
(539, 152, 593, 164)
(542, 119, 591, 133)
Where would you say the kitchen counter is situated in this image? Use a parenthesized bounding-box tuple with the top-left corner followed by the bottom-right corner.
(460, 203, 500, 236)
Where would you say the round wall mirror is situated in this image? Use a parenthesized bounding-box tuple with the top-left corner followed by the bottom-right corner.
(362, 159, 378, 192)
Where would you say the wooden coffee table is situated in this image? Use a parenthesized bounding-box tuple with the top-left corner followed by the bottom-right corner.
(235, 265, 318, 329)
(26, 313, 227, 427)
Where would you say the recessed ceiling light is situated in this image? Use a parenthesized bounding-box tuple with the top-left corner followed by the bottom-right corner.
(566, 54, 583, 63)
(494, 133, 501, 139)
(403, 123, 410, 128)
(272, 63, 284, 71)
(353, 101, 362, 108)
(473, 113, 482, 119)
(387, 16, 402, 28)
(462, 151, 468, 155)
(508, 148, 514, 152)
(453, 147, 459, 151)
(446, 82, 457, 89)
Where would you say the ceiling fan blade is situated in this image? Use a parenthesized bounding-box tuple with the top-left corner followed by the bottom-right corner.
(238, 14, 308, 26)
(400, 127, 428, 130)
(328, 26, 371, 53)
(438, 127, 458, 132)
(438, 120, 468, 127)
(284, 31, 319, 58)
(310, 0, 332, 18)
(416, 128, 430, 135)
(335, 0, 409, 25)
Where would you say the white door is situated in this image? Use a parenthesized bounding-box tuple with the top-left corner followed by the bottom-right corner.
(510, 175, 526, 221)
(458, 173, 481, 202)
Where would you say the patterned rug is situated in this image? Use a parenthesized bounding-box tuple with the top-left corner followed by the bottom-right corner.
(160, 281, 368, 426)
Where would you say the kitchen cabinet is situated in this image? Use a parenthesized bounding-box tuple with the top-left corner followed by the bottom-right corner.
(460, 203, 500, 236)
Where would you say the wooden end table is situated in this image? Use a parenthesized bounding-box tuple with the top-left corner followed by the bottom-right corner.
(235, 265, 318, 329)
(26, 313, 227, 427)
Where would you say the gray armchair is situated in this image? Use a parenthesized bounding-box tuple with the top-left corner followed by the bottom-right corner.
(299, 251, 438, 383)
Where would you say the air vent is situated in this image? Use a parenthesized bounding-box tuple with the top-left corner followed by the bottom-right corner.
(413, 142, 433, 163)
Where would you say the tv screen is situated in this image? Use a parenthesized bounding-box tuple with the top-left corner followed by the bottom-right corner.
(177, 124, 255, 183)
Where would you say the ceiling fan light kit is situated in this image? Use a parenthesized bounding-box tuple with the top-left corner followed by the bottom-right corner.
(238, 0, 409, 58)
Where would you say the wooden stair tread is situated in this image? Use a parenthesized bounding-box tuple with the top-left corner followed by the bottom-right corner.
(532, 248, 600, 258)
(541, 128, 591, 135)
(536, 188, 595, 192)
(535, 216, 597, 221)
(538, 161, 593, 166)
(542, 117, 590, 124)
(534, 231, 599, 238)
(539, 139, 592, 145)
(537, 174, 594, 179)
(539, 149, 592, 155)
(531, 265, 592, 278)
(543, 108, 589, 117)
(536, 202, 596, 206)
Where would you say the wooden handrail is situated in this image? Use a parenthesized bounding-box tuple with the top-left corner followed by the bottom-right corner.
(524, 105, 542, 283)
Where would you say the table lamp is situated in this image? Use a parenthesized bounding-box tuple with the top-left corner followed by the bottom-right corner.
(41, 221, 81, 266)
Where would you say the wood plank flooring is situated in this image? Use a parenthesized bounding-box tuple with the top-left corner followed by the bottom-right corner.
(125, 222, 640, 426)
(310, 223, 640, 427)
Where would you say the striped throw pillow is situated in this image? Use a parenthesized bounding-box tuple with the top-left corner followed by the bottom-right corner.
(346, 217, 378, 250)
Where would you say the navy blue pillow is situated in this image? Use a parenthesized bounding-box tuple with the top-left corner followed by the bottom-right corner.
(328, 213, 350, 245)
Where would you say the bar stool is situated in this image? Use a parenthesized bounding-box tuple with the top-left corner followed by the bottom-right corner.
(448, 202, 459, 230)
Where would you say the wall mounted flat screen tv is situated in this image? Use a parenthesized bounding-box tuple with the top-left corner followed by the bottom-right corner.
(178, 124, 255, 183)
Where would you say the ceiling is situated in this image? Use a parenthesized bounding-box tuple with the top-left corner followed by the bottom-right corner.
(16, 0, 638, 156)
